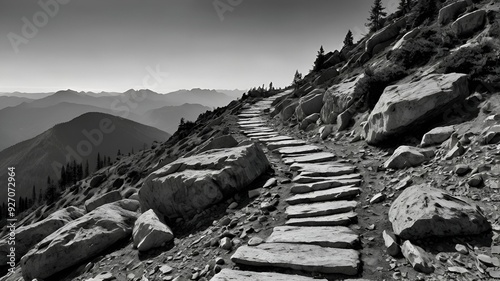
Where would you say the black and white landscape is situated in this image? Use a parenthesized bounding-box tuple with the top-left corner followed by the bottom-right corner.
(1, 0, 500, 281)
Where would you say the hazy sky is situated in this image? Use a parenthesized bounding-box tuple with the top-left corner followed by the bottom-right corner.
(0, 0, 398, 94)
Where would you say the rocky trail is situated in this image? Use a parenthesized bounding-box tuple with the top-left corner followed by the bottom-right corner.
(212, 92, 369, 280)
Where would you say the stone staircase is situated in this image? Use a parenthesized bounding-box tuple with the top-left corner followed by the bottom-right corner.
(211, 91, 370, 280)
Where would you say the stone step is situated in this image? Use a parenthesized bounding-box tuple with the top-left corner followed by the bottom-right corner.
(283, 152, 336, 165)
(286, 200, 358, 218)
(291, 179, 362, 194)
(276, 145, 322, 155)
(259, 136, 294, 143)
(286, 211, 358, 227)
(247, 132, 279, 137)
(290, 163, 356, 176)
(250, 134, 279, 140)
(267, 140, 307, 150)
(211, 269, 326, 281)
(286, 185, 361, 204)
(231, 243, 360, 275)
(292, 173, 362, 184)
(266, 226, 359, 248)
(242, 128, 275, 133)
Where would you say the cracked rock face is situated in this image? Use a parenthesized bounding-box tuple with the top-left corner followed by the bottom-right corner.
(388, 184, 491, 240)
(364, 73, 469, 144)
(20, 200, 139, 280)
(139, 144, 270, 220)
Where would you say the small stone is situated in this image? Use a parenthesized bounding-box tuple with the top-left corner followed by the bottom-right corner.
(219, 237, 232, 250)
(394, 176, 413, 191)
(370, 193, 386, 204)
(263, 178, 277, 188)
(248, 237, 264, 246)
(382, 230, 400, 257)
(455, 244, 468, 255)
(478, 254, 494, 267)
(492, 245, 500, 254)
(455, 164, 470, 176)
(218, 217, 231, 226)
(468, 174, 484, 187)
(159, 265, 173, 274)
(436, 253, 448, 262)
(448, 266, 469, 274)
(215, 257, 225, 265)
(227, 202, 238, 209)
(401, 240, 434, 274)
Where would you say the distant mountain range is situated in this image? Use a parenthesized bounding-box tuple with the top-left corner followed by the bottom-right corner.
(0, 88, 235, 151)
(0, 112, 170, 203)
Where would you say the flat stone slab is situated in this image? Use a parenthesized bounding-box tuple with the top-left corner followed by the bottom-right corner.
(286, 186, 361, 204)
(211, 269, 326, 281)
(242, 128, 275, 133)
(291, 179, 362, 194)
(267, 226, 359, 248)
(289, 162, 349, 171)
(286, 211, 358, 227)
(290, 164, 356, 177)
(286, 200, 358, 218)
(231, 243, 360, 275)
(277, 145, 322, 155)
(247, 132, 279, 137)
(292, 173, 362, 184)
(260, 136, 294, 143)
(283, 152, 336, 164)
(267, 140, 307, 150)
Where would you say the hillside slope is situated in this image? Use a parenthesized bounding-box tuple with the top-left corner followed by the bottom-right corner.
(0, 112, 170, 203)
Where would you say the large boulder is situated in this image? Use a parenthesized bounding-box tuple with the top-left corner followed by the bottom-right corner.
(133, 209, 174, 252)
(364, 73, 469, 144)
(0, 207, 85, 264)
(365, 18, 406, 54)
(388, 184, 491, 240)
(420, 125, 455, 147)
(451, 10, 486, 37)
(384, 146, 435, 169)
(139, 144, 269, 220)
(320, 74, 365, 124)
(20, 200, 139, 280)
(438, 1, 468, 25)
(281, 101, 299, 121)
(85, 190, 122, 212)
(296, 90, 324, 121)
(392, 28, 421, 51)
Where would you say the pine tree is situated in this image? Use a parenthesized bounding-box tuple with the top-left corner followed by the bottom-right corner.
(97, 153, 102, 170)
(293, 70, 302, 86)
(313, 46, 326, 72)
(32, 185, 36, 206)
(84, 160, 90, 178)
(398, 0, 412, 15)
(366, 0, 387, 32)
(343, 30, 354, 47)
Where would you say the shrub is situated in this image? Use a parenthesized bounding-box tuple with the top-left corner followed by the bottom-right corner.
(356, 65, 409, 109)
(438, 39, 500, 81)
(409, 0, 439, 28)
(390, 38, 437, 68)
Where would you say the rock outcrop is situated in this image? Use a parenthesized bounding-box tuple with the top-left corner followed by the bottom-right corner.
(140, 144, 269, 220)
(196, 134, 238, 154)
(438, 1, 468, 25)
(451, 10, 486, 37)
(364, 73, 469, 144)
(133, 209, 174, 252)
(388, 184, 490, 240)
(365, 18, 406, 54)
(320, 74, 364, 124)
(85, 190, 122, 212)
(401, 241, 434, 273)
(20, 200, 139, 280)
(0, 207, 85, 264)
